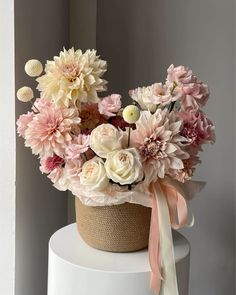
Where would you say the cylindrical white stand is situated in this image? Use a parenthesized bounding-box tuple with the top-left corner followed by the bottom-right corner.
(48, 223, 190, 295)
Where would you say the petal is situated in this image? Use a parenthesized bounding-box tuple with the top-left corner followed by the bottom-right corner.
(165, 143, 177, 154)
(169, 157, 184, 169)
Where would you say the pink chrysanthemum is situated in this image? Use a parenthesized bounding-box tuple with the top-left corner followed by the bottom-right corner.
(131, 108, 189, 183)
(16, 112, 34, 138)
(25, 105, 80, 157)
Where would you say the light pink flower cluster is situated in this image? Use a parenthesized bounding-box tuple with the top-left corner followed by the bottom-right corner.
(128, 64, 215, 183)
(17, 97, 93, 192)
(130, 64, 210, 112)
(17, 53, 215, 196)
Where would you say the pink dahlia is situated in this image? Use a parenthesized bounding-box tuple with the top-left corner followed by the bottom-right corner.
(25, 105, 80, 157)
(98, 94, 122, 117)
(131, 108, 189, 183)
(179, 110, 215, 148)
(16, 112, 34, 138)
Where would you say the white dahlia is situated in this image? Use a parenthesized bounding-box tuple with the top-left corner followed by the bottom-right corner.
(36, 48, 107, 107)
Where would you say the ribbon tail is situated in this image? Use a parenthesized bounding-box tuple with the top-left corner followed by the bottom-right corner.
(160, 181, 194, 230)
(149, 183, 162, 294)
(156, 181, 179, 295)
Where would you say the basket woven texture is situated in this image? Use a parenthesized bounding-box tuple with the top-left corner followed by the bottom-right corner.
(75, 197, 151, 252)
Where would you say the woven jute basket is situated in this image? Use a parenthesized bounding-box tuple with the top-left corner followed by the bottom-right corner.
(75, 197, 151, 252)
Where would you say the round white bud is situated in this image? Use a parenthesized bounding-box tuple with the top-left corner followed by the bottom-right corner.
(17, 86, 34, 102)
(122, 105, 140, 124)
(24, 59, 43, 77)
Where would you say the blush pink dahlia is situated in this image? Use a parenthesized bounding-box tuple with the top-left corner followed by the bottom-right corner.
(98, 94, 122, 117)
(16, 112, 34, 138)
(25, 105, 80, 157)
(131, 108, 189, 183)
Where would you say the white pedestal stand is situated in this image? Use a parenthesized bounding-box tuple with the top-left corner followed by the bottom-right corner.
(48, 223, 190, 295)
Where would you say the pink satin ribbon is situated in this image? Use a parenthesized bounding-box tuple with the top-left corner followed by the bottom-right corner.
(161, 182, 188, 230)
(148, 180, 189, 294)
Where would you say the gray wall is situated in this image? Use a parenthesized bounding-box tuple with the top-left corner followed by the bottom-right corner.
(15, 1, 69, 295)
(96, 1, 235, 294)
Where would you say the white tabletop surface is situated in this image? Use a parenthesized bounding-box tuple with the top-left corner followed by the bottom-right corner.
(49, 223, 190, 274)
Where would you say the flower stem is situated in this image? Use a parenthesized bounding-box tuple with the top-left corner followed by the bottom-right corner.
(82, 153, 88, 162)
(169, 82, 177, 112)
(30, 100, 40, 113)
(128, 125, 131, 147)
(169, 101, 175, 112)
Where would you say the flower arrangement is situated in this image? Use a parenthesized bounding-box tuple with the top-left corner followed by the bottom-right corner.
(16, 47, 215, 295)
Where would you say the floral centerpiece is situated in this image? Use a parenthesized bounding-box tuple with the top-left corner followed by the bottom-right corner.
(16, 48, 215, 295)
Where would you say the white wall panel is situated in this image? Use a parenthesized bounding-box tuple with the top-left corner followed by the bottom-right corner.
(0, 0, 15, 294)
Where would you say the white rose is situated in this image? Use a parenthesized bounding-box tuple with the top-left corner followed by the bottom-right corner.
(79, 157, 109, 191)
(105, 148, 143, 185)
(90, 123, 126, 158)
